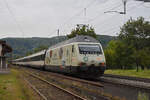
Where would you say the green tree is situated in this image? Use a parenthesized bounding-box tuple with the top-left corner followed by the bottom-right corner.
(105, 40, 134, 69)
(119, 17, 150, 71)
(25, 45, 48, 56)
(25, 51, 33, 56)
(67, 24, 97, 39)
(33, 45, 48, 53)
(104, 40, 118, 69)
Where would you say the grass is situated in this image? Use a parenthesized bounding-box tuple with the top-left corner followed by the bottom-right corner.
(0, 69, 38, 100)
(105, 69, 150, 79)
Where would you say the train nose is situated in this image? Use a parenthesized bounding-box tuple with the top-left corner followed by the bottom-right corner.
(91, 60, 95, 63)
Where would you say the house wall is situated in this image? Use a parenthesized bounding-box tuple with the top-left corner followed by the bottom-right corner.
(0, 44, 2, 56)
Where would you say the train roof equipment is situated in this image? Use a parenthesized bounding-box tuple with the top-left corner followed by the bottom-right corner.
(49, 35, 99, 49)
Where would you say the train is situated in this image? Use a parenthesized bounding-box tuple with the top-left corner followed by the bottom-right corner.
(12, 35, 106, 77)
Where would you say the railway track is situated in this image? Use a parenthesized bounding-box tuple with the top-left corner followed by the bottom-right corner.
(28, 67, 150, 91)
(18, 66, 150, 100)
(24, 71, 86, 100)
(27, 67, 103, 87)
(20, 67, 111, 100)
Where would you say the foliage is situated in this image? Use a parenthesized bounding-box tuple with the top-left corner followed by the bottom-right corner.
(25, 45, 48, 56)
(119, 17, 150, 49)
(67, 25, 97, 39)
(138, 92, 149, 100)
(105, 17, 150, 70)
(97, 35, 116, 48)
(104, 40, 134, 69)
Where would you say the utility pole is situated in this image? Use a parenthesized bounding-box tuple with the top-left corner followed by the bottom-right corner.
(84, 8, 86, 17)
(123, 0, 127, 14)
(57, 29, 59, 37)
(84, 8, 87, 25)
(122, 0, 127, 25)
(57, 29, 60, 43)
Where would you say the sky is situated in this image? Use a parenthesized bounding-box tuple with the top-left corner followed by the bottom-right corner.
(0, 0, 150, 38)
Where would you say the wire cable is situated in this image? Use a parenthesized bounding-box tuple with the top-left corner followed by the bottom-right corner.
(48, 0, 97, 37)
(127, 1, 144, 12)
(3, 0, 25, 37)
(88, 2, 123, 23)
(93, 1, 144, 31)
(95, 1, 145, 36)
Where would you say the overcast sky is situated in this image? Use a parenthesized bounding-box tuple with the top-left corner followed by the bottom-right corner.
(0, 0, 150, 38)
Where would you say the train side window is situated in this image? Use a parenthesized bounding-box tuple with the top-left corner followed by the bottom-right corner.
(59, 48, 63, 59)
(50, 50, 52, 58)
(72, 45, 74, 53)
(41, 55, 43, 60)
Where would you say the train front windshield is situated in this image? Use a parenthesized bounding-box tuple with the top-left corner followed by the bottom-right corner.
(78, 44, 102, 54)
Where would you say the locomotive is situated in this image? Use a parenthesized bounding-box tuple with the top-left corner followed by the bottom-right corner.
(13, 35, 106, 77)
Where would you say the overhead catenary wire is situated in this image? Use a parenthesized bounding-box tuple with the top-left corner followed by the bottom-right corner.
(92, 0, 140, 25)
(93, 1, 145, 33)
(2, 0, 149, 38)
(90, 2, 128, 25)
(64, 0, 129, 36)
(93, 0, 122, 14)
(96, 24, 121, 34)
(88, 1, 123, 23)
(59, 0, 98, 28)
(48, 0, 98, 37)
(89, 0, 131, 25)
(127, 1, 145, 12)
(47, 0, 124, 37)
(2, 0, 25, 37)
(48, 0, 147, 37)
(60, 0, 125, 36)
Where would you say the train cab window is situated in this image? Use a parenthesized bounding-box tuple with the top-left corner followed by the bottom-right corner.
(78, 44, 102, 54)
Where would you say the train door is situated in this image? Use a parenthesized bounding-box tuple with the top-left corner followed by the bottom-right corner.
(68, 45, 73, 72)
(71, 44, 77, 66)
(66, 45, 71, 66)
(69, 45, 73, 66)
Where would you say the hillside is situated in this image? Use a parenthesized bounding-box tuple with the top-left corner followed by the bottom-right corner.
(2, 35, 115, 58)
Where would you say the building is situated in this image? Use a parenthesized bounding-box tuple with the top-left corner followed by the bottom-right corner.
(0, 40, 12, 70)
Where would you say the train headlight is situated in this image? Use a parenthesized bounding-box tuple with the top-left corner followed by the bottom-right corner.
(79, 62, 86, 66)
(99, 62, 106, 67)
